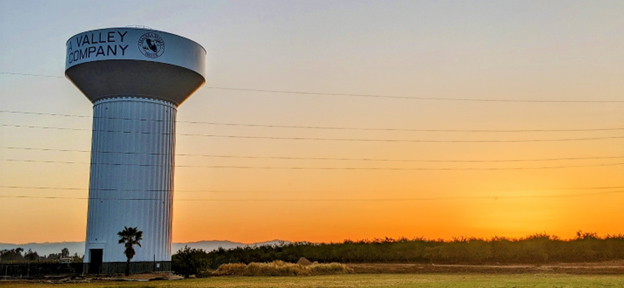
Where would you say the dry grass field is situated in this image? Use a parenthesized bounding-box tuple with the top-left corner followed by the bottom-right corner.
(2, 274, 624, 288)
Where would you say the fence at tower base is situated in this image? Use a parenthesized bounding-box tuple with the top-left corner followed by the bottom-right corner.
(0, 263, 83, 278)
(83, 261, 172, 275)
(0, 261, 171, 277)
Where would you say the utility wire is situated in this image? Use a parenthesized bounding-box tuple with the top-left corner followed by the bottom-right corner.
(2, 124, 623, 143)
(2, 72, 623, 103)
(1, 190, 622, 201)
(183, 134, 624, 143)
(2, 110, 622, 133)
(2, 159, 623, 170)
(0, 186, 270, 193)
(2, 146, 624, 163)
(3, 185, 623, 193)
(0, 72, 63, 79)
(209, 87, 624, 103)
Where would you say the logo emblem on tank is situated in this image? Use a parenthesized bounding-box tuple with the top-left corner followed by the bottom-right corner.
(138, 32, 165, 58)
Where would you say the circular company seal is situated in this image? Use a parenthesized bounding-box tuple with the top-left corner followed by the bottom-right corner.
(138, 32, 165, 58)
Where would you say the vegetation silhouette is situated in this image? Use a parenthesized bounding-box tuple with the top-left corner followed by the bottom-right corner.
(117, 226, 143, 276)
(176, 232, 624, 270)
(172, 245, 210, 278)
(0, 247, 82, 263)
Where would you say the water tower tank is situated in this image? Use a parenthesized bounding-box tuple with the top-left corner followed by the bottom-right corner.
(65, 27, 205, 274)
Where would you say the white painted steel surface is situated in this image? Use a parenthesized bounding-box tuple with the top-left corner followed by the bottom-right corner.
(84, 97, 176, 263)
(65, 27, 206, 269)
(65, 27, 206, 106)
(66, 27, 206, 78)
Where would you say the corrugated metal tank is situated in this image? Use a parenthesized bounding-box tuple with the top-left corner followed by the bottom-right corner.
(65, 27, 206, 273)
(84, 97, 176, 263)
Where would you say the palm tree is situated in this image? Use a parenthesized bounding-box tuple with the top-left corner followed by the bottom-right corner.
(117, 226, 143, 276)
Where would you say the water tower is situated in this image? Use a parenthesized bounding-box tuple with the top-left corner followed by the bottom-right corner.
(65, 27, 205, 274)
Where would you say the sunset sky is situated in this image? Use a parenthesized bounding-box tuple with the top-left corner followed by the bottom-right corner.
(0, 0, 622, 245)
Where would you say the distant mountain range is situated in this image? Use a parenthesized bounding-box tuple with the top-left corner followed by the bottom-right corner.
(172, 240, 288, 254)
(0, 240, 288, 257)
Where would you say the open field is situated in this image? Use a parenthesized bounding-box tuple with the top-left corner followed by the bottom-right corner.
(2, 274, 624, 288)
(348, 261, 624, 274)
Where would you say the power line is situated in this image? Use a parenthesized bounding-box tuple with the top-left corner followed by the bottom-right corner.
(3, 146, 624, 163)
(2, 72, 623, 103)
(209, 87, 624, 103)
(0, 110, 92, 118)
(0, 186, 273, 194)
(3, 124, 623, 143)
(1, 190, 622, 202)
(0, 195, 152, 201)
(0, 72, 63, 79)
(2, 110, 622, 133)
(1, 186, 85, 191)
(3, 185, 622, 193)
(176, 123, 624, 133)
(2, 159, 623, 170)
(186, 134, 624, 143)
(177, 154, 624, 163)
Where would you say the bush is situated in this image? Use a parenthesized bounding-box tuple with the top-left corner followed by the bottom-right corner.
(172, 245, 210, 278)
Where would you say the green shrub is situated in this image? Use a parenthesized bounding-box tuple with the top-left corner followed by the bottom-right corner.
(172, 245, 210, 278)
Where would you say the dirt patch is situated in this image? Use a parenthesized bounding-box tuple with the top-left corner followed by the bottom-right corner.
(94, 272, 183, 281)
(347, 262, 624, 275)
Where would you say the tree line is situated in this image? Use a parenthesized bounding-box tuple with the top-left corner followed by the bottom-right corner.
(173, 231, 624, 271)
(0, 247, 82, 263)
